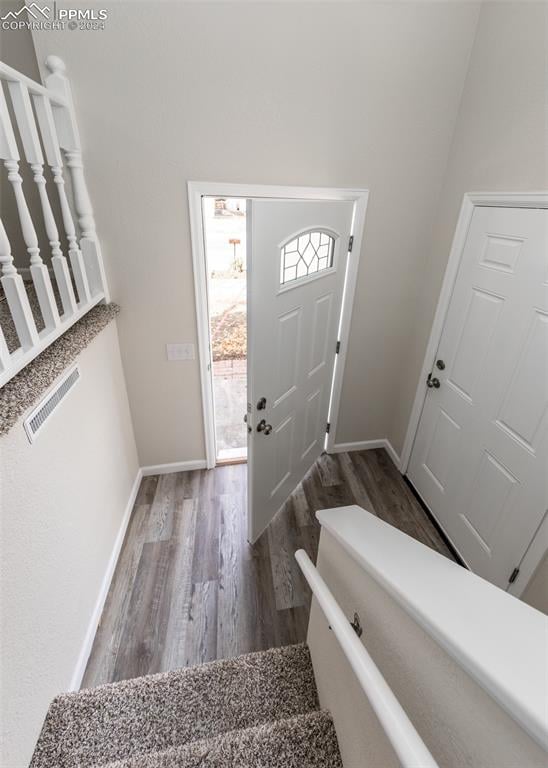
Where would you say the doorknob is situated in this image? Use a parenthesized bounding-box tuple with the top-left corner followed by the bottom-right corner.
(257, 419, 272, 434)
(427, 373, 441, 389)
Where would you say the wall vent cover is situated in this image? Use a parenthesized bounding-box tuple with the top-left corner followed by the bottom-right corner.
(23, 367, 80, 442)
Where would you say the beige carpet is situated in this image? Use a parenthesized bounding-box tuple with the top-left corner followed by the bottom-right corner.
(30, 644, 342, 768)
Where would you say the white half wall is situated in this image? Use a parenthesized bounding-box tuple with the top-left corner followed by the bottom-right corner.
(309, 529, 547, 768)
(0, 321, 139, 768)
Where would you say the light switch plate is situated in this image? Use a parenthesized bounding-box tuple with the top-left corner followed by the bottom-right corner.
(166, 343, 195, 361)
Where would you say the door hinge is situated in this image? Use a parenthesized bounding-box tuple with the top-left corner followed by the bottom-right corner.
(326, 422, 331, 434)
(508, 567, 520, 584)
(336, 340, 341, 354)
(348, 235, 354, 252)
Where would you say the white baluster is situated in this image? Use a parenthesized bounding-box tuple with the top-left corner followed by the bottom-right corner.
(33, 93, 78, 316)
(8, 76, 81, 316)
(2, 80, 60, 332)
(64, 148, 96, 239)
(57, 149, 93, 305)
(0, 218, 39, 351)
(54, 164, 85, 308)
(0, 321, 10, 374)
(4, 158, 60, 331)
(45, 56, 110, 301)
(0, 80, 18, 161)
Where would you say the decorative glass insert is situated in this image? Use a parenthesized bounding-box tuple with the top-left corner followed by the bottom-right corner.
(280, 231, 335, 285)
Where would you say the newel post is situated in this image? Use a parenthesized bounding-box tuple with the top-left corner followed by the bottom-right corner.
(45, 56, 110, 301)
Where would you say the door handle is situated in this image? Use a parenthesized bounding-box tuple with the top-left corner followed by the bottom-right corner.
(427, 373, 441, 389)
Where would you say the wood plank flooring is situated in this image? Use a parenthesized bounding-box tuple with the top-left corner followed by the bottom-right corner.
(82, 449, 455, 688)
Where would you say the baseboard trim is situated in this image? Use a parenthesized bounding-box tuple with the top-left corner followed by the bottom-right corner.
(141, 459, 207, 476)
(69, 467, 143, 691)
(70, 460, 207, 688)
(71, 442, 407, 689)
(330, 438, 401, 469)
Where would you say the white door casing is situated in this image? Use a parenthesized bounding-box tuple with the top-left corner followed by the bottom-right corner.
(247, 199, 354, 542)
(408, 205, 548, 588)
(188, 182, 368, 471)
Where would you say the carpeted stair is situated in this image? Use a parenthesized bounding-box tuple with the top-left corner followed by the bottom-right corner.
(30, 643, 342, 768)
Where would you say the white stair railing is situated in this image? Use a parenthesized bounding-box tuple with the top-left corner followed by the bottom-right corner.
(296, 548, 440, 768)
(0, 56, 109, 387)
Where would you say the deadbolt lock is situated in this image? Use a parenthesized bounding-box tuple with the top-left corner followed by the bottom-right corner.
(257, 397, 267, 410)
(436, 359, 446, 370)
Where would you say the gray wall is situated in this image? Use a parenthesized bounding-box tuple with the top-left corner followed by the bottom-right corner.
(0, 1, 40, 77)
(31, 0, 480, 465)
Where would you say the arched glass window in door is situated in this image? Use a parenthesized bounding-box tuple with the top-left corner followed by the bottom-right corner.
(280, 230, 335, 285)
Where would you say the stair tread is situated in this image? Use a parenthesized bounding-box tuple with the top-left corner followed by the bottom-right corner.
(103, 711, 342, 768)
(30, 644, 319, 768)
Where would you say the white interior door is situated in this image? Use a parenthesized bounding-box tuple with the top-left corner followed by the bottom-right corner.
(408, 206, 548, 588)
(247, 199, 354, 542)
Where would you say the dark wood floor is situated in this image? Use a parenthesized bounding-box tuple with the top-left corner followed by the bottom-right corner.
(82, 449, 455, 688)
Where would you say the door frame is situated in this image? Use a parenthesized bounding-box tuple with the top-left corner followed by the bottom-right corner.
(188, 181, 369, 469)
(399, 190, 548, 596)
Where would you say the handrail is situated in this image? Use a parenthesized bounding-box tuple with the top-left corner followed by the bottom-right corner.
(295, 549, 440, 768)
(0, 62, 68, 106)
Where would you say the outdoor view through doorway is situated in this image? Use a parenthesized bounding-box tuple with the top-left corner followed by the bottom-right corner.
(203, 197, 247, 463)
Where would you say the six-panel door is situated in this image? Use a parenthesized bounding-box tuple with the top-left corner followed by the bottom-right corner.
(247, 199, 354, 542)
(408, 206, 548, 588)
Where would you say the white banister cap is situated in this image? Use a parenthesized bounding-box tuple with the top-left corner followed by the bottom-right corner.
(45, 56, 66, 76)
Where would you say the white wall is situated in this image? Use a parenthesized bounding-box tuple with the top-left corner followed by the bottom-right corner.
(31, 0, 480, 466)
(309, 529, 547, 768)
(0, 321, 139, 768)
(391, 0, 548, 454)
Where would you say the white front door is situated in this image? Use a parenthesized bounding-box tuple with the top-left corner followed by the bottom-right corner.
(408, 206, 548, 588)
(247, 199, 354, 542)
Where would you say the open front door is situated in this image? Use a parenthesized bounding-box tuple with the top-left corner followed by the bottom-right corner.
(247, 199, 354, 542)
